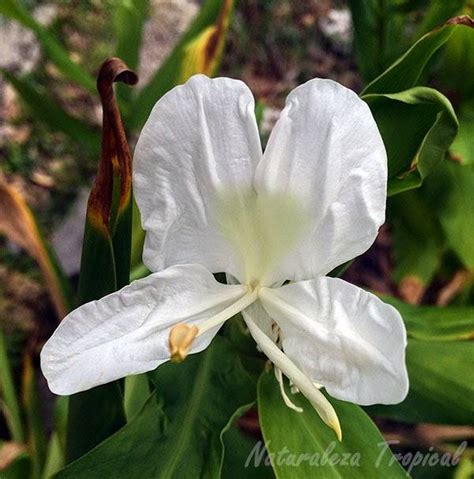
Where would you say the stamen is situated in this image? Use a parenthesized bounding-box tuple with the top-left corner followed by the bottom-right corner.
(275, 367, 303, 413)
(169, 324, 198, 362)
(196, 287, 259, 337)
(245, 315, 342, 441)
(290, 383, 299, 394)
(168, 287, 260, 363)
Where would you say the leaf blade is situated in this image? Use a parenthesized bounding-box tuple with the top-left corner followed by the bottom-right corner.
(258, 371, 409, 478)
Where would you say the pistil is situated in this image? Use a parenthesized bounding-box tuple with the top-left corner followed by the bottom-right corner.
(244, 314, 342, 441)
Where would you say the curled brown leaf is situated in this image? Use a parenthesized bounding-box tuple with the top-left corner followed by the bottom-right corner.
(87, 57, 138, 233)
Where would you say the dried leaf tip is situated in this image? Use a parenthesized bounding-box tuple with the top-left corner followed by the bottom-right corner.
(446, 15, 474, 27)
(87, 57, 138, 232)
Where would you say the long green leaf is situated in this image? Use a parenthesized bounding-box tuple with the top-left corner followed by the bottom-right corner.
(66, 383, 126, 463)
(436, 161, 474, 268)
(389, 190, 445, 294)
(42, 397, 68, 479)
(348, 0, 406, 82)
(114, 0, 150, 71)
(420, 158, 474, 271)
(22, 355, 47, 479)
(383, 296, 474, 341)
(415, 0, 467, 37)
(438, 25, 474, 101)
(66, 59, 138, 462)
(366, 340, 474, 425)
(113, 0, 149, 106)
(451, 101, 474, 165)
(364, 87, 458, 195)
(258, 371, 409, 478)
(363, 22, 464, 94)
(220, 403, 275, 478)
(0, 70, 99, 152)
(42, 432, 65, 479)
(56, 336, 257, 478)
(0, 331, 24, 443)
(123, 374, 150, 422)
(0, 0, 95, 92)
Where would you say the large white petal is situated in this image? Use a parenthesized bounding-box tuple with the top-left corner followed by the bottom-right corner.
(259, 277, 408, 405)
(133, 74, 262, 280)
(41, 264, 247, 395)
(255, 79, 387, 284)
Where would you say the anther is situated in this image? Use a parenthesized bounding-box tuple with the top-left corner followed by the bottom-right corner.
(169, 323, 198, 362)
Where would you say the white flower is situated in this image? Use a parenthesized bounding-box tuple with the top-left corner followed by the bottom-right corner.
(41, 75, 409, 440)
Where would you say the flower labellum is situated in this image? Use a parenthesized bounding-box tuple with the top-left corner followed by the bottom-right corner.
(41, 75, 409, 440)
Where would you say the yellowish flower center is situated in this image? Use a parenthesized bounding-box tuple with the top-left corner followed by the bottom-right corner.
(215, 188, 310, 286)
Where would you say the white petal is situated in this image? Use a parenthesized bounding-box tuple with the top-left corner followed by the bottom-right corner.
(255, 79, 387, 284)
(133, 74, 262, 280)
(41, 264, 247, 395)
(259, 278, 408, 405)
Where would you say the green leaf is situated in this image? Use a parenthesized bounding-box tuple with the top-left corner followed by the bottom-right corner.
(220, 404, 275, 478)
(415, 0, 467, 37)
(42, 432, 65, 479)
(348, 0, 406, 82)
(383, 296, 474, 341)
(366, 340, 474, 425)
(363, 87, 458, 195)
(77, 220, 116, 302)
(66, 383, 126, 463)
(362, 23, 460, 94)
(418, 157, 474, 272)
(124, 374, 150, 422)
(423, 160, 474, 269)
(22, 355, 47, 479)
(389, 190, 445, 292)
(129, 0, 233, 130)
(56, 336, 257, 478)
(114, 0, 150, 71)
(0, 331, 24, 443)
(0, 0, 95, 92)
(0, 70, 99, 152)
(258, 371, 408, 478)
(130, 198, 146, 271)
(438, 25, 474, 101)
(438, 162, 474, 268)
(66, 59, 139, 462)
(42, 397, 68, 479)
(451, 101, 474, 165)
(113, 0, 150, 105)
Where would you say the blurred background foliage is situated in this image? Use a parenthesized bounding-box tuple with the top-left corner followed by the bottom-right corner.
(0, 0, 474, 478)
